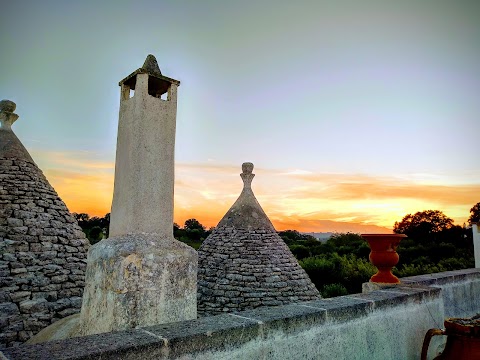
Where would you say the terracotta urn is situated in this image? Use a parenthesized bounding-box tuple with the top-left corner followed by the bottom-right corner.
(361, 234, 406, 284)
(421, 315, 480, 360)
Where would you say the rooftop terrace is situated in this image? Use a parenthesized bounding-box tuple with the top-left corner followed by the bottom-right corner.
(2, 268, 479, 360)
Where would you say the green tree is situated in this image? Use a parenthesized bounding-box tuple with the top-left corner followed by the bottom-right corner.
(321, 283, 348, 298)
(72, 213, 90, 229)
(73, 213, 90, 222)
(278, 230, 304, 244)
(327, 233, 369, 259)
(88, 226, 103, 245)
(468, 202, 480, 226)
(184, 218, 205, 231)
(393, 210, 454, 241)
(290, 245, 310, 260)
(101, 213, 110, 238)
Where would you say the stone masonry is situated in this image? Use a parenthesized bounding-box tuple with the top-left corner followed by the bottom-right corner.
(24, 56, 196, 345)
(0, 100, 90, 348)
(198, 163, 320, 315)
(76, 55, 197, 336)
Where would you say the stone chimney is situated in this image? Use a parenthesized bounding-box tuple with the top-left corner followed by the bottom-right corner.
(77, 55, 197, 336)
(109, 55, 180, 237)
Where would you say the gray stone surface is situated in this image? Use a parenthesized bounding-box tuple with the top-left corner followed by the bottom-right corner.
(400, 268, 480, 318)
(302, 296, 374, 323)
(26, 314, 80, 345)
(233, 303, 326, 335)
(144, 314, 260, 358)
(198, 163, 320, 316)
(3, 327, 163, 360)
(77, 233, 197, 336)
(0, 101, 90, 348)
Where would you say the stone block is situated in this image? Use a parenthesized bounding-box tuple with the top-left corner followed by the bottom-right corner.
(0, 302, 19, 316)
(2, 253, 16, 262)
(23, 318, 50, 332)
(58, 308, 78, 317)
(30, 276, 49, 287)
(234, 303, 326, 335)
(2, 328, 163, 360)
(10, 267, 27, 275)
(77, 234, 197, 336)
(50, 275, 68, 284)
(19, 298, 47, 313)
(7, 218, 23, 227)
(10, 291, 31, 302)
(302, 296, 374, 323)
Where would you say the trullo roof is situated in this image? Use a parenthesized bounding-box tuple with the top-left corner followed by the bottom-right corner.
(197, 162, 320, 316)
(0, 100, 90, 348)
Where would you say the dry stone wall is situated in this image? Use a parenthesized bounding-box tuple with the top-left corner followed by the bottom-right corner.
(0, 157, 89, 348)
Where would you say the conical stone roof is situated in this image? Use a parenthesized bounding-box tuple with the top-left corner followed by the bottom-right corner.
(197, 163, 320, 316)
(0, 101, 90, 348)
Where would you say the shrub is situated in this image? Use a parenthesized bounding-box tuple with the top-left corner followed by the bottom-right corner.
(300, 255, 341, 290)
(338, 254, 376, 293)
(88, 226, 103, 245)
(290, 245, 310, 260)
(321, 283, 348, 298)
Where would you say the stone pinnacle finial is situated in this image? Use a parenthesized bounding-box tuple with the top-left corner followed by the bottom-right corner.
(241, 162, 255, 189)
(142, 54, 162, 75)
(0, 100, 16, 113)
(0, 100, 19, 131)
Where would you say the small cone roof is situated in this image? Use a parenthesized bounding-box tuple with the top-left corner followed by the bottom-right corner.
(119, 54, 179, 87)
(198, 163, 320, 316)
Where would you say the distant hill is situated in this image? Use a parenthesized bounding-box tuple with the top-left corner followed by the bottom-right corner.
(281, 219, 392, 235)
(302, 232, 333, 243)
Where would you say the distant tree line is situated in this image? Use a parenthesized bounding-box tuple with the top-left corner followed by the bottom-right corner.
(74, 213, 212, 248)
(74, 202, 479, 298)
(279, 203, 478, 297)
(73, 212, 110, 244)
(173, 219, 213, 249)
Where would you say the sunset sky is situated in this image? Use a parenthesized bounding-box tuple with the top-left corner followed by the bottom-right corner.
(1, 1, 479, 233)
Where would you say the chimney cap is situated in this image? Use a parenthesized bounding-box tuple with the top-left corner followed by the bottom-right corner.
(119, 54, 180, 87)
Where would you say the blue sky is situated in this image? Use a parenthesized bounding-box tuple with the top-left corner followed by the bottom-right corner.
(1, 0, 479, 231)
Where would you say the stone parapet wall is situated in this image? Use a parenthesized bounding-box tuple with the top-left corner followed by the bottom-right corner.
(4, 269, 479, 360)
(401, 268, 480, 318)
(0, 158, 90, 348)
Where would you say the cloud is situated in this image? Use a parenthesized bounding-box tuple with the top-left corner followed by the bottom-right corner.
(44, 169, 114, 217)
(33, 152, 479, 231)
(31, 149, 115, 173)
(273, 218, 392, 234)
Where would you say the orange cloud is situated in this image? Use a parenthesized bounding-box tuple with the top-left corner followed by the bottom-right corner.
(44, 169, 114, 217)
(33, 151, 479, 232)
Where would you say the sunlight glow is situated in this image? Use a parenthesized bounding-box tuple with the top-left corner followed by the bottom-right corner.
(35, 151, 479, 232)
